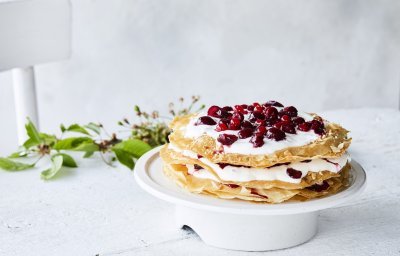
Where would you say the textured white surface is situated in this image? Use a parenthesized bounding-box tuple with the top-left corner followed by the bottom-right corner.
(0, 108, 399, 255)
(1, 0, 400, 153)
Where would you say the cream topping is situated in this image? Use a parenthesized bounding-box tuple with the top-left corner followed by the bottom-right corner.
(182, 109, 321, 155)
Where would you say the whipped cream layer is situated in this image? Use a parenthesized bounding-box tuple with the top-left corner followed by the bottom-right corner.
(168, 144, 349, 184)
(182, 109, 321, 155)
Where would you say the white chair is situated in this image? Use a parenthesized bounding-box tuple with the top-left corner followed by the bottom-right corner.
(0, 0, 71, 144)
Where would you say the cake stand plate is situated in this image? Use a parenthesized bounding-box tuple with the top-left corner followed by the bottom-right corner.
(134, 147, 366, 251)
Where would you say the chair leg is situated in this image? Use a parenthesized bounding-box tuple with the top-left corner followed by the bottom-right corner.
(12, 66, 39, 145)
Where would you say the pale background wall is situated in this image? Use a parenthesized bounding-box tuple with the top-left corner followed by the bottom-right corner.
(1, 0, 400, 154)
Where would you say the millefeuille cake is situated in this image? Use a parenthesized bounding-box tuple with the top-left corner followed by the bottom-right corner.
(160, 101, 352, 203)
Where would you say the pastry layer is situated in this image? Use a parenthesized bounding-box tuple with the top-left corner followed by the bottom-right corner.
(169, 113, 351, 167)
(160, 145, 349, 190)
(163, 162, 350, 204)
(168, 143, 349, 184)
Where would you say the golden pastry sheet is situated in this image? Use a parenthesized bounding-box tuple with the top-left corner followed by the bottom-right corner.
(169, 114, 351, 167)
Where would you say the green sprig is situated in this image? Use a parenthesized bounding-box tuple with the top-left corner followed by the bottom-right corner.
(0, 96, 203, 180)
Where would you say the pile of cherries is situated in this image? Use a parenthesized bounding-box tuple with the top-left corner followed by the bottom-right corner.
(195, 101, 326, 148)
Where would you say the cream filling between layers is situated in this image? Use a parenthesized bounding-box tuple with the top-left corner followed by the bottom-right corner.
(168, 143, 349, 184)
(182, 109, 321, 155)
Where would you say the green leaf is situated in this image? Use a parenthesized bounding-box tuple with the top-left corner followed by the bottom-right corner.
(0, 157, 34, 171)
(53, 153, 77, 168)
(113, 149, 135, 170)
(41, 155, 63, 180)
(23, 119, 42, 148)
(65, 124, 90, 135)
(112, 139, 151, 158)
(85, 122, 101, 135)
(60, 124, 66, 133)
(8, 151, 28, 158)
(54, 137, 96, 151)
(83, 151, 95, 158)
(39, 133, 58, 147)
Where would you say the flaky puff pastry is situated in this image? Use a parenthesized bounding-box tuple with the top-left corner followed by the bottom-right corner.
(163, 162, 350, 204)
(161, 145, 348, 190)
(169, 114, 351, 168)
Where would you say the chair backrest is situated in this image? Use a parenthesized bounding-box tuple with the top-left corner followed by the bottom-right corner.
(0, 0, 71, 71)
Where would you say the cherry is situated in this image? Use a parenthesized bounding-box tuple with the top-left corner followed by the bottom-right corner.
(222, 106, 233, 112)
(254, 119, 266, 126)
(218, 163, 229, 169)
(194, 164, 203, 170)
(225, 184, 240, 189)
(253, 102, 262, 108)
(234, 105, 247, 114)
(250, 135, 265, 147)
(232, 111, 244, 121)
(282, 106, 298, 117)
(207, 105, 221, 117)
(217, 134, 238, 146)
(238, 128, 253, 139)
(195, 116, 216, 126)
(264, 100, 284, 107)
(241, 121, 254, 129)
(311, 120, 325, 135)
(265, 119, 278, 127)
(266, 127, 286, 141)
(308, 181, 329, 192)
(229, 118, 241, 130)
(215, 121, 228, 132)
(254, 105, 264, 113)
(273, 121, 284, 129)
(286, 168, 302, 179)
(252, 111, 265, 120)
(247, 105, 255, 111)
(281, 114, 291, 122)
(298, 122, 311, 132)
(264, 106, 278, 120)
(281, 123, 296, 134)
(255, 125, 267, 136)
(292, 116, 305, 125)
(250, 188, 269, 199)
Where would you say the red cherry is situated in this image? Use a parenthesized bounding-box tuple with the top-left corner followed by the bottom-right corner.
(241, 121, 254, 129)
(215, 122, 228, 131)
(292, 117, 305, 125)
(298, 122, 312, 132)
(195, 116, 216, 126)
(266, 127, 286, 141)
(255, 125, 267, 135)
(238, 128, 253, 139)
(308, 181, 329, 192)
(281, 115, 291, 122)
(234, 105, 247, 114)
(254, 105, 264, 113)
(217, 134, 238, 146)
(264, 106, 278, 120)
(250, 135, 264, 147)
(287, 168, 302, 179)
(229, 118, 241, 130)
(222, 106, 233, 112)
(282, 106, 298, 117)
(264, 100, 284, 107)
(281, 123, 296, 134)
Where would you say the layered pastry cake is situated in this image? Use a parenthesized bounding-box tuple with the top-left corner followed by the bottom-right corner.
(160, 101, 352, 203)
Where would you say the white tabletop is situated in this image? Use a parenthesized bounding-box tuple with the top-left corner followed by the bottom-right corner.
(1, 108, 399, 256)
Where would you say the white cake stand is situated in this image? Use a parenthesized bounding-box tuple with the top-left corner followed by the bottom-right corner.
(134, 147, 366, 251)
